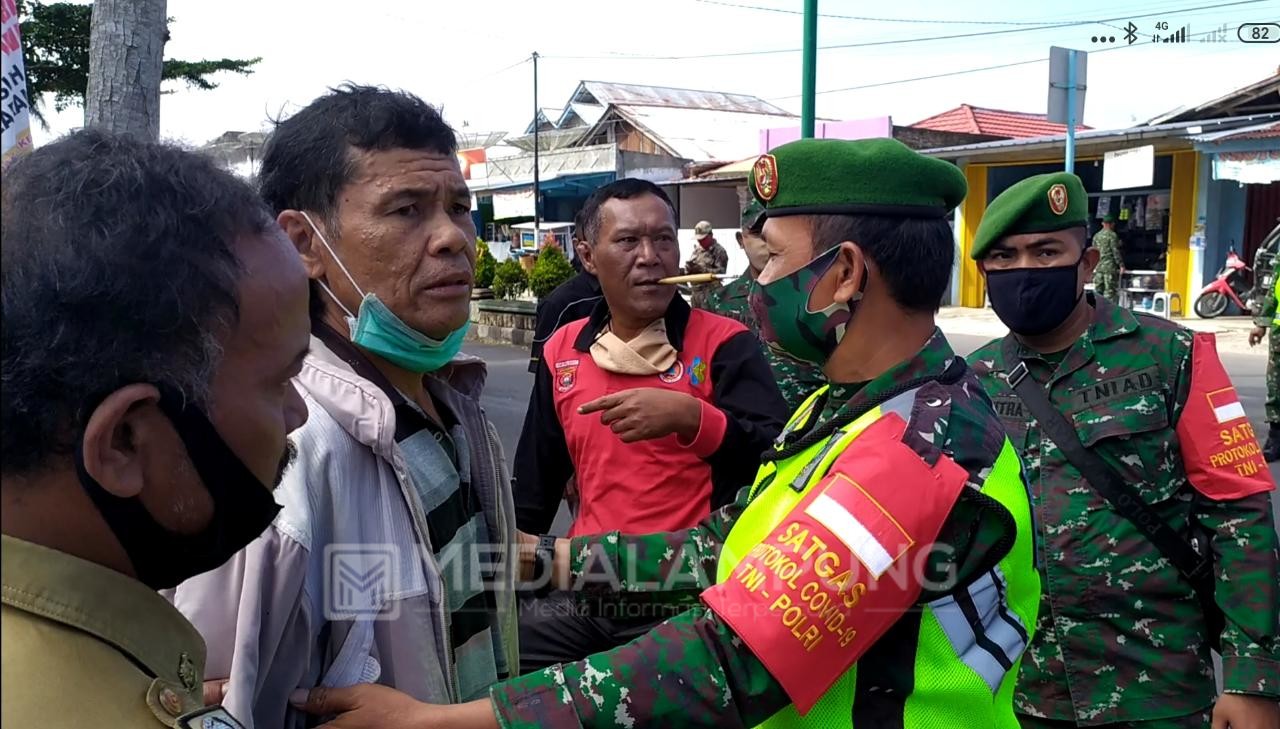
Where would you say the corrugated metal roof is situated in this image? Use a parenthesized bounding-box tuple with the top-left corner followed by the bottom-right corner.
(911, 104, 1089, 139)
(922, 114, 1279, 159)
(1189, 120, 1280, 143)
(558, 103, 605, 129)
(571, 80, 792, 116)
(603, 105, 797, 162)
(1148, 70, 1280, 125)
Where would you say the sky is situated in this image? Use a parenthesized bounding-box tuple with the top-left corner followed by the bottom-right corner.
(26, 0, 1280, 148)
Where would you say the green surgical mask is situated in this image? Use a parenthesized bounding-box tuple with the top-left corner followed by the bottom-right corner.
(303, 212, 469, 373)
(748, 246, 860, 366)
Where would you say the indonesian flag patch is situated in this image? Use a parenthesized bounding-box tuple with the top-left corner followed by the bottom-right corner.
(1176, 332, 1274, 499)
(701, 414, 968, 713)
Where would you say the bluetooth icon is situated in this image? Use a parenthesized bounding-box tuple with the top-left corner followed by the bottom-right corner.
(1123, 22, 1139, 44)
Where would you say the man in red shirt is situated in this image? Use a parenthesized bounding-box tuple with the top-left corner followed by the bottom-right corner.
(513, 178, 788, 671)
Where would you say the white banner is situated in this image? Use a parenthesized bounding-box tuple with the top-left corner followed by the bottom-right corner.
(1213, 151, 1280, 185)
(492, 188, 535, 219)
(1102, 145, 1154, 191)
(1, 0, 33, 171)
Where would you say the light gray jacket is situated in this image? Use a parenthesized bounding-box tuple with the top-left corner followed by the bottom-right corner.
(170, 336, 519, 729)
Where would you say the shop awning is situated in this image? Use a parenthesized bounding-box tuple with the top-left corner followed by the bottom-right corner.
(1191, 120, 1280, 184)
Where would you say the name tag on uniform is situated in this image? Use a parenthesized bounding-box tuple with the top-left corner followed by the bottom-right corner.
(177, 706, 247, 729)
(991, 396, 1025, 420)
(1069, 365, 1160, 412)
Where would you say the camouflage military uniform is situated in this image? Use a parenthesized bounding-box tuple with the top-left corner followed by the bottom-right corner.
(685, 237, 729, 310)
(968, 295, 1280, 727)
(1254, 257, 1279, 425)
(704, 272, 827, 410)
(489, 331, 1031, 727)
(1092, 228, 1122, 302)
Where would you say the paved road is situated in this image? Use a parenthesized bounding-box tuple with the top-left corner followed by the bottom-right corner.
(467, 334, 1276, 531)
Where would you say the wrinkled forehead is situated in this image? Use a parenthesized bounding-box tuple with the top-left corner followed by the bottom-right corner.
(346, 147, 469, 198)
(599, 194, 676, 232)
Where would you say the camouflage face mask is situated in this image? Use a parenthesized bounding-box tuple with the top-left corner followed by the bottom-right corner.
(749, 246, 858, 366)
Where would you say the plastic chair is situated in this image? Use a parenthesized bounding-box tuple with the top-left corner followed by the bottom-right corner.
(1150, 291, 1183, 319)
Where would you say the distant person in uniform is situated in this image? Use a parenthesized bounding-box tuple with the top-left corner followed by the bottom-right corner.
(1250, 254, 1280, 461)
(528, 209, 602, 374)
(969, 172, 1279, 729)
(1, 130, 311, 728)
(1091, 213, 1122, 301)
(705, 198, 826, 410)
(684, 219, 728, 309)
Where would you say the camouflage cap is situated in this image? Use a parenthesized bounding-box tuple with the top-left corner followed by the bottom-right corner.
(971, 172, 1088, 259)
(694, 220, 714, 239)
(748, 138, 967, 219)
(741, 198, 765, 232)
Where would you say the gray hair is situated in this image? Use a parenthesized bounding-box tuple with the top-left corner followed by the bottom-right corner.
(1, 129, 273, 475)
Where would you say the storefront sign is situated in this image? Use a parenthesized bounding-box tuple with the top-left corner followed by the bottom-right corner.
(1212, 150, 1280, 184)
(1102, 145, 1155, 191)
(1, 0, 33, 172)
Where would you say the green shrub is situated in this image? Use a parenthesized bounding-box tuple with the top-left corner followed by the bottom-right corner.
(492, 258, 527, 300)
(475, 240, 497, 289)
(528, 245, 576, 299)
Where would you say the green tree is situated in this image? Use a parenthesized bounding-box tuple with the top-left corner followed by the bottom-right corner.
(17, 0, 260, 128)
(475, 240, 497, 289)
(528, 245, 576, 299)
(492, 258, 527, 300)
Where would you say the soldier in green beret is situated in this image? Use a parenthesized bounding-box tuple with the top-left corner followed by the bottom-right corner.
(704, 198, 827, 410)
(295, 137, 1042, 729)
(966, 172, 1280, 729)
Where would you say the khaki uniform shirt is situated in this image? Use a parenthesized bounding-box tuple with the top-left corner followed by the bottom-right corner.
(2, 534, 241, 728)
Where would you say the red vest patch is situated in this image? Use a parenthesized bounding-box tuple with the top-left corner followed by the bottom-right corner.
(701, 414, 968, 714)
(1176, 332, 1275, 499)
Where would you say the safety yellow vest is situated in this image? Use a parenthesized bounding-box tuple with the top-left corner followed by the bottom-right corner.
(716, 385, 1039, 729)
(1272, 269, 1279, 327)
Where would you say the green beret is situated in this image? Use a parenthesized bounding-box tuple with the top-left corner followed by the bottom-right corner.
(749, 138, 967, 219)
(970, 172, 1088, 259)
(741, 198, 765, 231)
(1102, 213, 1117, 223)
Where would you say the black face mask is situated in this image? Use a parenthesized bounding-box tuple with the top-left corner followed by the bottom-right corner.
(984, 256, 1085, 337)
(75, 388, 285, 590)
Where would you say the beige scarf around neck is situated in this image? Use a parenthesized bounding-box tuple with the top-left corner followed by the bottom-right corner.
(590, 318, 678, 375)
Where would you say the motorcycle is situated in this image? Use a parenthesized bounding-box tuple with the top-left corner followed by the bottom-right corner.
(1193, 248, 1254, 319)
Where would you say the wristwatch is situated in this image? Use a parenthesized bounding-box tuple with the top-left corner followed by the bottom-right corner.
(531, 534, 558, 597)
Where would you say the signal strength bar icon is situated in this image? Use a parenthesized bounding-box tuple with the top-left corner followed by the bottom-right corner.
(1158, 25, 1189, 42)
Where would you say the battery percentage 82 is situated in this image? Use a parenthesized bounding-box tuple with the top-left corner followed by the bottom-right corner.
(1238, 23, 1279, 43)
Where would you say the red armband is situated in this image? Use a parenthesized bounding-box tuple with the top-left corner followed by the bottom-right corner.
(1176, 332, 1274, 500)
(700, 414, 968, 713)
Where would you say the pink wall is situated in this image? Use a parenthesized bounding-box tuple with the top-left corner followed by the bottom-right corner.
(759, 116, 894, 153)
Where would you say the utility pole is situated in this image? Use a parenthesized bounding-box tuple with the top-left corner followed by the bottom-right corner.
(1064, 48, 1078, 174)
(801, 0, 818, 138)
(532, 51, 541, 241)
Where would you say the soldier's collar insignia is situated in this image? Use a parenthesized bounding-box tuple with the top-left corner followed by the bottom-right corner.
(1048, 183, 1069, 216)
(753, 154, 779, 202)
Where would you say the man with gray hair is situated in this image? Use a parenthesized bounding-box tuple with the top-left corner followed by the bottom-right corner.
(1, 129, 312, 728)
